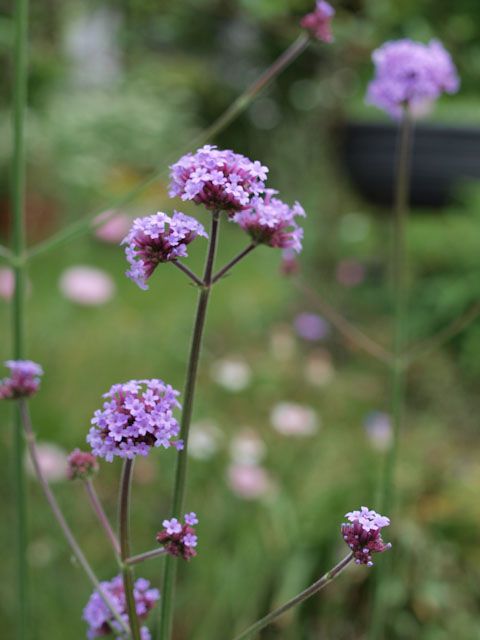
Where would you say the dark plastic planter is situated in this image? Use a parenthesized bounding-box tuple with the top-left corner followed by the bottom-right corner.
(342, 121, 480, 208)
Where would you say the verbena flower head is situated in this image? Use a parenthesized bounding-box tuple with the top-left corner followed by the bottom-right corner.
(122, 211, 207, 290)
(87, 380, 182, 462)
(233, 190, 305, 252)
(300, 1, 335, 43)
(169, 145, 268, 213)
(156, 512, 199, 560)
(83, 575, 159, 639)
(67, 449, 99, 480)
(0, 360, 43, 400)
(366, 39, 460, 118)
(342, 506, 392, 566)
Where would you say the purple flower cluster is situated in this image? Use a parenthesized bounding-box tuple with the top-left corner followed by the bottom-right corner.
(67, 449, 99, 480)
(0, 360, 43, 400)
(83, 575, 159, 639)
(169, 145, 268, 213)
(342, 506, 392, 566)
(156, 512, 199, 560)
(87, 379, 182, 462)
(233, 190, 305, 252)
(367, 39, 460, 118)
(300, 1, 335, 43)
(122, 211, 207, 289)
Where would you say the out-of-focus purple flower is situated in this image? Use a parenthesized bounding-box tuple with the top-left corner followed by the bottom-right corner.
(157, 513, 199, 560)
(270, 402, 319, 437)
(227, 463, 275, 500)
(363, 411, 393, 452)
(233, 190, 305, 253)
(294, 312, 330, 341)
(0, 360, 43, 400)
(122, 211, 207, 290)
(94, 211, 132, 244)
(59, 266, 115, 306)
(280, 249, 300, 276)
(67, 449, 99, 480)
(87, 379, 182, 462)
(169, 145, 268, 213)
(366, 39, 460, 119)
(336, 259, 366, 287)
(342, 506, 392, 566)
(301, 1, 335, 43)
(25, 442, 68, 483)
(83, 574, 159, 639)
(210, 358, 252, 392)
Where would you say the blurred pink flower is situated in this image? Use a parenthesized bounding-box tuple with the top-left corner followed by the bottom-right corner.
(230, 429, 266, 465)
(0, 267, 31, 301)
(94, 210, 132, 244)
(336, 259, 366, 287)
(25, 442, 68, 483)
(363, 412, 393, 452)
(59, 266, 115, 306)
(227, 463, 274, 500)
(270, 402, 319, 436)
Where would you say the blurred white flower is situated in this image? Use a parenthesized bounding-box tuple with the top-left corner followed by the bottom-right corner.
(59, 266, 115, 306)
(304, 349, 334, 387)
(188, 421, 223, 460)
(269, 324, 296, 361)
(230, 429, 266, 465)
(211, 358, 251, 392)
(94, 210, 132, 244)
(227, 463, 274, 500)
(270, 402, 319, 437)
(25, 442, 68, 483)
(363, 412, 393, 452)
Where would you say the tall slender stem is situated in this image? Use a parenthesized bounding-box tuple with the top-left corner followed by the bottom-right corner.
(158, 212, 220, 640)
(11, 0, 29, 635)
(84, 479, 121, 556)
(119, 460, 142, 640)
(369, 109, 414, 640)
(233, 553, 353, 640)
(19, 401, 129, 636)
(27, 35, 309, 262)
(126, 548, 166, 566)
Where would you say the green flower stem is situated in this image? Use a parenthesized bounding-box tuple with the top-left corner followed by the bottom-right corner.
(119, 459, 142, 640)
(84, 479, 121, 557)
(126, 548, 166, 566)
(0, 244, 14, 262)
(233, 553, 354, 640)
(158, 212, 220, 640)
(11, 0, 29, 635)
(211, 242, 257, 284)
(19, 400, 130, 637)
(369, 108, 414, 640)
(26, 35, 309, 263)
(172, 260, 204, 287)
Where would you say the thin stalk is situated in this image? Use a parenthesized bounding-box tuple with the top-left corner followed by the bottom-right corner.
(19, 401, 130, 636)
(11, 0, 29, 636)
(172, 260, 204, 287)
(119, 460, 142, 640)
(233, 553, 354, 640)
(27, 35, 309, 262)
(369, 109, 414, 640)
(84, 479, 121, 556)
(158, 212, 221, 640)
(126, 548, 166, 566)
(211, 242, 257, 284)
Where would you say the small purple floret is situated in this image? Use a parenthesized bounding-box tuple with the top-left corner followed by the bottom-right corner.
(233, 190, 305, 252)
(83, 574, 159, 639)
(366, 39, 460, 118)
(67, 449, 99, 480)
(0, 360, 43, 400)
(300, 1, 335, 43)
(87, 379, 182, 461)
(122, 211, 207, 290)
(157, 512, 199, 561)
(342, 506, 392, 566)
(169, 145, 268, 213)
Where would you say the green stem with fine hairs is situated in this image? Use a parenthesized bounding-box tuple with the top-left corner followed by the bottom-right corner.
(158, 212, 220, 640)
(119, 459, 142, 640)
(369, 108, 414, 640)
(11, 0, 29, 636)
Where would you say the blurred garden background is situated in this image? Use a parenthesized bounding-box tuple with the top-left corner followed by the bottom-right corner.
(1, 0, 480, 638)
